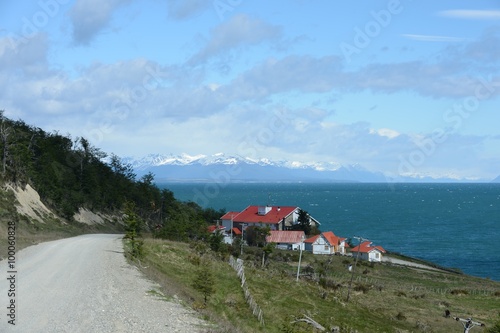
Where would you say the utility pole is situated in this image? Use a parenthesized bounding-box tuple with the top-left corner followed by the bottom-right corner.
(296, 241, 304, 282)
(453, 317, 485, 333)
(346, 236, 366, 303)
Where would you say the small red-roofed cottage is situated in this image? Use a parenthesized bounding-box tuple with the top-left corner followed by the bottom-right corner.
(350, 241, 386, 262)
(304, 231, 347, 255)
(266, 230, 305, 250)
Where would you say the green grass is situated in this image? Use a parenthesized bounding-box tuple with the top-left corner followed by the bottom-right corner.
(137, 237, 500, 333)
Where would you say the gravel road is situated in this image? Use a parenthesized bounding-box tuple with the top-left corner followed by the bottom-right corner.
(382, 255, 441, 271)
(0, 234, 212, 333)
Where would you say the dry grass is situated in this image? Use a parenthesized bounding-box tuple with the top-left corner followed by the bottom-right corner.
(137, 238, 500, 333)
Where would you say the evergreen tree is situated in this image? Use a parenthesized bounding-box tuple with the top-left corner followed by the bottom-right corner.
(192, 262, 215, 305)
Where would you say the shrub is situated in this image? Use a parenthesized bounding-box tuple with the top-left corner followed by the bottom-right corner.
(192, 262, 215, 305)
(354, 283, 370, 294)
(451, 289, 469, 295)
(395, 312, 406, 321)
(319, 277, 341, 290)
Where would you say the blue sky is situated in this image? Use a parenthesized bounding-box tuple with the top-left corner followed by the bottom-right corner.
(1, 0, 499, 180)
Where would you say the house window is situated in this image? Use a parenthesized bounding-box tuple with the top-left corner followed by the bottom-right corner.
(324, 245, 329, 251)
(375, 253, 380, 259)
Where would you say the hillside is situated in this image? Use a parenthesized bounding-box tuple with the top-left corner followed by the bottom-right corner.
(138, 238, 500, 333)
(0, 113, 225, 253)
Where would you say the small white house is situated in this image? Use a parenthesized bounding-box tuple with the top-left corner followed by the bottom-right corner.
(304, 231, 346, 255)
(350, 241, 386, 262)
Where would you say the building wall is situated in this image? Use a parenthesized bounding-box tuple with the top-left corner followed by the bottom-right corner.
(221, 219, 232, 231)
(312, 237, 334, 254)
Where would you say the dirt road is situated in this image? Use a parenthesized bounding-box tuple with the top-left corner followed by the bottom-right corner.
(0, 234, 210, 332)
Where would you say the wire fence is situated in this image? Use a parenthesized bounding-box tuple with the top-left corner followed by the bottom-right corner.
(229, 256, 265, 326)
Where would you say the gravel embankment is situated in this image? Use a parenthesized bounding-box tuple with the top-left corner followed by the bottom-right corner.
(0, 234, 212, 333)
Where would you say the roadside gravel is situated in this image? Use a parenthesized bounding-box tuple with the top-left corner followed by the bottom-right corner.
(382, 255, 442, 271)
(0, 234, 212, 333)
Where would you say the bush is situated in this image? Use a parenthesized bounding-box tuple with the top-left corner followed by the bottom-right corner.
(354, 283, 371, 294)
(395, 312, 406, 321)
(319, 277, 341, 290)
(192, 261, 215, 305)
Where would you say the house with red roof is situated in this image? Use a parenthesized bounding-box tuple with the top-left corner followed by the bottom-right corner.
(350, 241, 386, 262)
(220, 205, 320, 233)
(304, 231, 347, 255)
(266, 230, 305, 250)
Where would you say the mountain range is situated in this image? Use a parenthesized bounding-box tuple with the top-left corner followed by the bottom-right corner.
(124, 153, 494, 183)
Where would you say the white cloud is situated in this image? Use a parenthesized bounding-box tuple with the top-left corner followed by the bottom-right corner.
(439, 10, 500, 20)
(401, 34, 467, 42)
(189, 14, 281, 64)
(69, 0, 131, 45)
(167, 0, 211, 20)
(370, 128, 400, 139)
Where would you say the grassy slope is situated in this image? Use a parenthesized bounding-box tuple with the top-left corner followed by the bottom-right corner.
(138, 238, 500, 333)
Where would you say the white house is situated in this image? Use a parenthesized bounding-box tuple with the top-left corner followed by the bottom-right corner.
(304, 231, 347, 255)
(350, 241, 386, 262)
(220, 206, 321, 233)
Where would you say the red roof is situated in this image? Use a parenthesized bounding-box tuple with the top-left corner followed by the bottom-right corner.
(304, 231, 345, 246)
(220, 211, 241, 220)
(207, 225, 225, 233)
(322, 231, 342, 246)
(266, 230, 304, 244)
(231, 227, 242, 235)
(304, 234, 320, 244)
(231, 206, 297, 225)
(350, 241, 386, 253)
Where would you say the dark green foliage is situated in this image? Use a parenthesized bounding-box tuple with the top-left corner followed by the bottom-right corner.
(124, 201, 143, 258)
(246, 226, 270, 247)
(209, 229, 225, 252)
(192, 260, 215, 304)
(290, 209, 315, 235)
(0, 113, 224, 239)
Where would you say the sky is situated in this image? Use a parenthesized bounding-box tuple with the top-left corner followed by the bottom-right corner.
(1, 0, 499, 180)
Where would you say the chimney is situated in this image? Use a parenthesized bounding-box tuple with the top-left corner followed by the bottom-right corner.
(258, 206, 272, 215)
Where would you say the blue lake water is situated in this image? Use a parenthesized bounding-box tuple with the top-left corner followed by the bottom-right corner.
(158, 182, 500, 281)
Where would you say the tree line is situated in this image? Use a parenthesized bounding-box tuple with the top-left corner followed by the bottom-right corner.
(0, 111, 224, 237)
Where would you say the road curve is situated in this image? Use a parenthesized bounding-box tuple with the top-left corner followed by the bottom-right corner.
(0, 234, 210, 333)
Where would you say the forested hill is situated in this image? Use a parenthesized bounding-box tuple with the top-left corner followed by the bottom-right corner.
(0, 111, 223, 238)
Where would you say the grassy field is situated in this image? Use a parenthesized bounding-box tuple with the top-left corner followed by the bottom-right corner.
(137, 237, 500, 333)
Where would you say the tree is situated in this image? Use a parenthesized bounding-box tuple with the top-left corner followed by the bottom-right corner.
(192, 262, 215, 305)
(124, 201, 143, 258)
(209, 229, 225, 252)
(0, 111, 12, 176)
(292, 209, 312, 235)
(246, 226, 270, 247)
(262, 242, 275, 268)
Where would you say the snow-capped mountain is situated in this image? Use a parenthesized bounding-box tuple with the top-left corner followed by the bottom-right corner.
(123, 153, 387, 182)
(124, 153, 488, 183)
